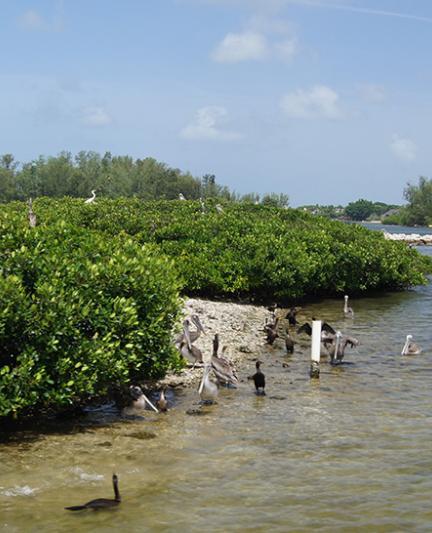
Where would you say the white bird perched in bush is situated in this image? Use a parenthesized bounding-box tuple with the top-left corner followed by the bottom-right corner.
(84, 190, 96, 204)
(179, 193, 186, 200)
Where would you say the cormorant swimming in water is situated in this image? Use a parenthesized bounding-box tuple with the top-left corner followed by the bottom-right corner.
(65, 474, 121, 511)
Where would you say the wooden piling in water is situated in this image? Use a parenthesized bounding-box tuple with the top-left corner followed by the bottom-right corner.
(310, 320, 321, 378)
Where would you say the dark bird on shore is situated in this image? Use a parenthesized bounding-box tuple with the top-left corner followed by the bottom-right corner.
(264, 317, 279, 345)
(129, 385, 159, 412)
(401, 334, 421, 355)
(285, 330, 295, 353)
(65, 474, 121, 511)
(156, 387, 168, 412)
(323, 331, 359, 364)
(286, 307, 299, 326)
(28, 198, 37, 228)
(210, 334, 238, 386)
(248, 361, 266, 396)
(344, 295, 354, 318)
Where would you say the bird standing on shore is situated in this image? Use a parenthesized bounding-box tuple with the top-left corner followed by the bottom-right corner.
(264, 317, 279, 345)
(249, 361, 265, 395)
(178, 319, 204, 368)
(65, 474, 121, 511)
(198, 365, 218, 403)
(285, 330, 295, 353)
(156, 387, 168, 412)
(401, 334, 421, 355)
(344, 295, 354, 318)
(210, 334, 238, 386)
(286, 307, 299, 326)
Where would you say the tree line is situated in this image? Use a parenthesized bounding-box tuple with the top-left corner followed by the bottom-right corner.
(0, 151, 289, 207)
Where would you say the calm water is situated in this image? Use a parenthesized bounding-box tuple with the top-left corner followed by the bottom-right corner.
(1, 249, 432, 532)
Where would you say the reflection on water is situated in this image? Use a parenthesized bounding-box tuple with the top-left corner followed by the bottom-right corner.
(1, 273, 432, 531)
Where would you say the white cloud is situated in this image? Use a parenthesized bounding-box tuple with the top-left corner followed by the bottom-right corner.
(358, 83, 385, 103)
(274, 38, 297, 61)
(390, 134, 417, 161)
(212, 31, 269, 62)
(81, 107, 112, 127)
(180, 106, 242, 141)
(19, 10, 47, 31)
(280, 85, 342, 119)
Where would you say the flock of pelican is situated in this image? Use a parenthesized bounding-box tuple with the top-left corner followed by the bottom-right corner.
(126, 293, 423, 411)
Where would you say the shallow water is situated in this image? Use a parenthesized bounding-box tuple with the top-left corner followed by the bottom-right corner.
(1, 251, 432, 532)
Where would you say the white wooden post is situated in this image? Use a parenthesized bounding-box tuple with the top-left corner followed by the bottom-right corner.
(310, 319, 321, 378)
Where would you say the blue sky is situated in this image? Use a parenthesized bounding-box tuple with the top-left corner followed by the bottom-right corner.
(1, 0, 432, 205)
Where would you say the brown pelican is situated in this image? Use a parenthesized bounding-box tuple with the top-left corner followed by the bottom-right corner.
(129, 385, 159, 412)
(248, 361, 265, 395)
(28, 198, 37, 228)
(198, 364, 218, 404)
(84, 190, 96, 204)
(156, 387, 168, 412)
(401, 335, 421, 355)
(264, 317, 279, 345)
(210, 334, 238, 386)
(344, 295, 354, 318)
(65, 474, 121, 511)
(286, 307, 299, 326)
(285, 330, 295, 353)
(175, 315, 205, 346)
(179, 338, 204, 368)
(323, 330, 359, 364)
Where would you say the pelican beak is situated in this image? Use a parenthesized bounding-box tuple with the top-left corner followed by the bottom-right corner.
(192, 316, 205, 334)
(184, 323, 192, 350)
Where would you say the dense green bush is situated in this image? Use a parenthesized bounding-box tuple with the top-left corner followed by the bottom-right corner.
(12, 197, 431, 299)
(0, 215, 182, 419)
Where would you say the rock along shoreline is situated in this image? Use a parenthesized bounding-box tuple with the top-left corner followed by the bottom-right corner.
(383, 231, 432, 246)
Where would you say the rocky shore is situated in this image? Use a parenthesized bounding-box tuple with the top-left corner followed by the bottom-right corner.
(383, 231, 432, 245)
(158, 297, 270, 388)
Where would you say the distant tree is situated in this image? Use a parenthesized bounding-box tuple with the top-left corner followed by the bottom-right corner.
(240, 192, 260, 204)
(345, 199, 375, 221)
(403, 176, 432, 226)
(261, 193, 289, 208)
(0, 154, 18, 201)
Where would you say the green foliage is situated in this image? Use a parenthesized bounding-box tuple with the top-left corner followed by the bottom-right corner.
(345, 199, 376, 221)
(403, 176, 432, 226)
(1, 197, 430, 420)
(0, 214, 182, 419)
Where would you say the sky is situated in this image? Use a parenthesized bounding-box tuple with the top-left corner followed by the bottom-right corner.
(1, 0, 432, 205)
